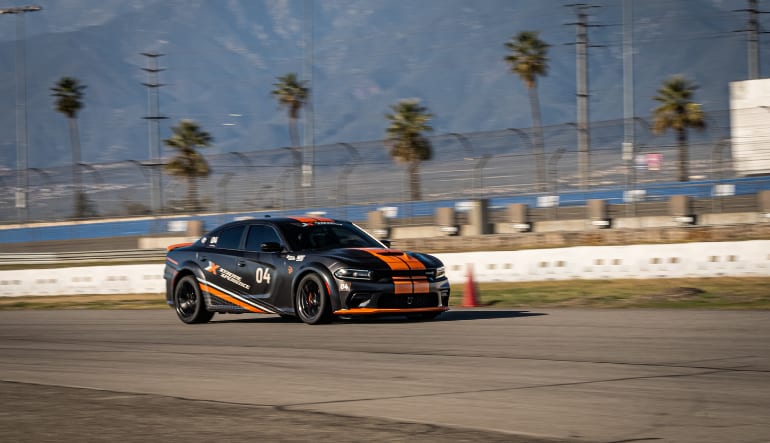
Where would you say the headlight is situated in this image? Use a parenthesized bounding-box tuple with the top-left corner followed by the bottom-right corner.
(334, 268, 373, 280)
(426, 266, 445, 280)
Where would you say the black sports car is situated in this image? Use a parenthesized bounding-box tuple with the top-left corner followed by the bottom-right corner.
(164, 216, 450, 324)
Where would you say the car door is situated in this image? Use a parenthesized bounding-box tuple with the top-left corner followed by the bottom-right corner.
(241, 223, 291, 310)
(199, 224, 246, 302)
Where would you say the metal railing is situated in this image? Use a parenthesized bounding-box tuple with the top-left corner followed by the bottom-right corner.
(2, 110, 768, 226)
(0, 249, 165, 265)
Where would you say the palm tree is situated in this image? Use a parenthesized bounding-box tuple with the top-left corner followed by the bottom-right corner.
(164, 120, 213, 211)
(385, 99, 433, 201)
(51, 76, 91, 217)
(652, 75, 706, 182)
(271, 72, 309, 148)
(504, 31, 549, 192)
(272, 73, 309, 205)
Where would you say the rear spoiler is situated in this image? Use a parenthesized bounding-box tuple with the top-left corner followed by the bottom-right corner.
(166, 242, 193, 252)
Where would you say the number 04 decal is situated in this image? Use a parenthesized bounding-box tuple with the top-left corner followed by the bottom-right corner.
(255, 267, 271, 284)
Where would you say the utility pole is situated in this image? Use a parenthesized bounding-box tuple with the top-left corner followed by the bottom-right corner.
(622, 0, 637, 215)
(566, 4, 600, 189)
(735, 0, 767, 79)
(141, 52, 168, 214)
(1, 5, 42, 223)
(302, 0, 315, 206)
(622, 0, 635, 194)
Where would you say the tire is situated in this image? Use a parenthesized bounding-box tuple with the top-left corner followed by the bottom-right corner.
(173, 275, 214, 324)
(295, 273, 333, 325)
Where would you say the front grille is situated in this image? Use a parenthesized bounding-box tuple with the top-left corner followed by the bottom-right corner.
(377, 293, 439, 309)
(374, 269, 431, 283)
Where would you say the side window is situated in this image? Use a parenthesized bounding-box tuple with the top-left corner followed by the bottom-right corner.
(245, 225, 282, 252)
(211, 226, 245, 250)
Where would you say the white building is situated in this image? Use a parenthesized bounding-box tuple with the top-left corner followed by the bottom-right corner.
(730, 78, 770, 176)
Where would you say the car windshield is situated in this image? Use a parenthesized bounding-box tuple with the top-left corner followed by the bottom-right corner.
(280, 222, 383, 251)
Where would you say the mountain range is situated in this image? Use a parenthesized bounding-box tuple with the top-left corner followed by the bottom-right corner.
(0, 0, 766, 170)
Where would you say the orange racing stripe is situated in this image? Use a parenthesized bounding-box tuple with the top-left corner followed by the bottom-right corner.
(357, 248, 426, 271)
(167, 242, 193, 251)
(411, 277, 430, 294)
(199, 283, 265, 313)
(392, 277, 413, 294)
(288, 215, 334, 223)
(370, 251, 409, 271)
(358, 248, 429, 294)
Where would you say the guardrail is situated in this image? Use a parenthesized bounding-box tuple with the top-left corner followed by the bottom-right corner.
(1, 240, 768, 297)
(0, 249, 166, 266)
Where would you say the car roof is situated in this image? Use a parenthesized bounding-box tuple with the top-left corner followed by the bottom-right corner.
(209, 216, 348, 231)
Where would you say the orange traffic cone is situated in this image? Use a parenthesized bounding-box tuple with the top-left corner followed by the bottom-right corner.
(461, 264, 480, 307)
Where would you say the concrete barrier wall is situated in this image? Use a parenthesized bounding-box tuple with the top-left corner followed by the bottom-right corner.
(0, 264, 164, 297)
(436, 240, 770, 284)
(0, 240, 768, 297)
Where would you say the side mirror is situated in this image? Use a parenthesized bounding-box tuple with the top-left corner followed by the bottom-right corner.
(261, 242, 284, 253)
(381, 239, 392, 248)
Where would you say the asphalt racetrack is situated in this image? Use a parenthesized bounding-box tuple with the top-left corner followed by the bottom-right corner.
(1, 308, 768, 443)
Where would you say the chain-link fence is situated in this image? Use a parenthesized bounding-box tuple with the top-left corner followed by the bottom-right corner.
(2, 110, 767, 225)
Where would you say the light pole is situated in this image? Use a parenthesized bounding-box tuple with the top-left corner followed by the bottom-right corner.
(282, 146, 302, 208)
(507, 128, 534, 192)
(1, 4, 42, 223)
(337, 143, 360, 218)
(226, 151, 252, 212)
(218, 172, 234, 214)
(711, 138, 731, 213)
(450, 133, 476, 197)
(549, 148, 566, 220)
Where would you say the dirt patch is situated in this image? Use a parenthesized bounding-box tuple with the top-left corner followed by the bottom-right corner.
(647, 287, 706, 299)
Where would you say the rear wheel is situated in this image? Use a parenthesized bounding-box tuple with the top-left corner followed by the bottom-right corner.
(173, 275, 214, 324)
(295, 273, 333, 325)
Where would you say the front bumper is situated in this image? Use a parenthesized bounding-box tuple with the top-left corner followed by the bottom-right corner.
(333, 306, 449, 315)
(334, 278, 451, 315)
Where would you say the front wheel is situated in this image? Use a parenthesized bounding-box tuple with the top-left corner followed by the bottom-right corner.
(173, 275, 214, 324)
(295, 273, 333, 325)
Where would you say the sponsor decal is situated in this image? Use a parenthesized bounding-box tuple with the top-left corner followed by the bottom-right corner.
(205, 261, 250, 290)
(287, 254, 306, 262)
(197, 279, 275, 314)
(205, 262, 220, 275)
(287, 265, 294, 275)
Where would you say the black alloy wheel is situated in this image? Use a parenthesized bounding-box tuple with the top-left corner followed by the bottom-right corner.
(173, 275, 214, 324)
(295, 273, 333, 325)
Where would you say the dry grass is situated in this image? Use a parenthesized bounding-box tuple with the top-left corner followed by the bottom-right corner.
(0, 293, 167, 310)
(456, 277, 770, 309)
(2, 277, 769, 310)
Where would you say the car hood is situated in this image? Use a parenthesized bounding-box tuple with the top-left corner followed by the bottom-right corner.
(318, 247, 442, 270)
